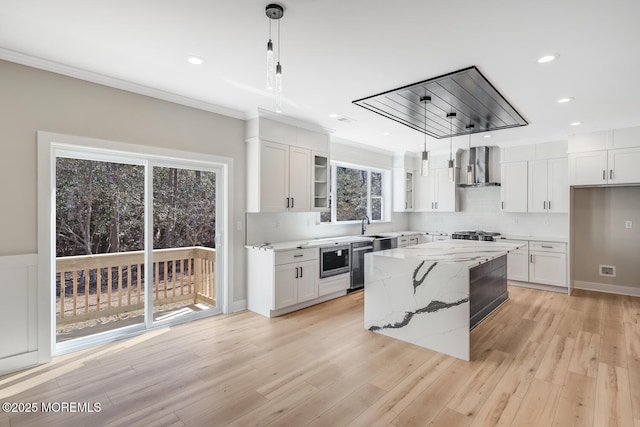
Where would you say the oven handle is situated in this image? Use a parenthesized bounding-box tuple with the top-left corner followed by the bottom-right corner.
(353, 246, 374, 252)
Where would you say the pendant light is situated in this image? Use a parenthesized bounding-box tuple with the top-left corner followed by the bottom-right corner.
(420, 95, 431, 176)
(447, 112, 456, 182)
(265, 4, 284, 111)
(465, 123, 475, 185)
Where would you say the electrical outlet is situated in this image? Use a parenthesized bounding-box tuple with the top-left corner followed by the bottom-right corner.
(236, 221, 242, 231)
(625, 220, 633, 229)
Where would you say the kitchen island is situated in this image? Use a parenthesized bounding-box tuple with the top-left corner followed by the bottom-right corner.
(364, 240, 525, 361)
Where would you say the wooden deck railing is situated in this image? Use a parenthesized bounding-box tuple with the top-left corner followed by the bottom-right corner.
(56, 246, 216, 324)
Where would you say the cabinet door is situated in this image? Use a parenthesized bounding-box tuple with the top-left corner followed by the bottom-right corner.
(435, 168, 456, 211)
(297, 260, 318, 303)
(261, 141, 289, 212)
(529, 251, 567, 287)
(608, 147, 640, 184)
(507, 243, 529, 282)
(612, 126, 640, 149)
(415, 172, 436, 211)
(288, 146, 311, 211)
(568, 151, 608, 186)
(528, 159, 548, 213)
(501, 161, 528, 212)
(393, 168, 409, 211)
(547, 158, 568, 213)
(274, 264, 298, 309)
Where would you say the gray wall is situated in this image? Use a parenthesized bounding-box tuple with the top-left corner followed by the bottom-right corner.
(573, 186, 640, 288)
(0, 59, 247, 301)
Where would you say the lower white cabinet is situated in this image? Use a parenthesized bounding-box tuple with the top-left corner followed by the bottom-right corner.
(247, 246, 347, 317)
(274, 260, 318, 309)
(528, 241, 567, 287)
(502, 240, 529, 282)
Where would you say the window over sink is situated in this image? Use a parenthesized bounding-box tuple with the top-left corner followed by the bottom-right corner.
(320, 162, 389, 224)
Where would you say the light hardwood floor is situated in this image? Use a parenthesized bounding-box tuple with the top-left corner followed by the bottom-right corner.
(1, 285, 639, 426)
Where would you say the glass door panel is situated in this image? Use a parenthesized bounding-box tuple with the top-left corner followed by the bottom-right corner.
(152, 166, 218, 323)
(55, 158, 145, 342)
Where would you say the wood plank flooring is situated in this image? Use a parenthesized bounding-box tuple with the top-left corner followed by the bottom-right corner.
(1, 285, 639, 426)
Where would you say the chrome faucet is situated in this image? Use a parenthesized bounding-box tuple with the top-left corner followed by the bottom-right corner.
(361, 215, 370, 235)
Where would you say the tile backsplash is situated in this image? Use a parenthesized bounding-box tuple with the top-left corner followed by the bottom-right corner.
(246, 187, 568, 246)
(408, 187, 568, 237)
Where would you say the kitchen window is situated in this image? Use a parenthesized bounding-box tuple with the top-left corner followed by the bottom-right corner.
(321, 162, 389, 223)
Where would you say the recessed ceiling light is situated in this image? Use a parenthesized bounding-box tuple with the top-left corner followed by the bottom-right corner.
(570, 121, 583, 126)
(187, 56, 206, 65)
(328, 113, 339, 118)
(557, 97, 574, 103)
(483, 134, 493, 139)
(538, 54, 558, 63)
(383, 132, 391, 136)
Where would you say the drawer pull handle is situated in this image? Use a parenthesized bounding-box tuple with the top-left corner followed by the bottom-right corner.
(541, 245, 553, 249)
(293, 254, 303, 258)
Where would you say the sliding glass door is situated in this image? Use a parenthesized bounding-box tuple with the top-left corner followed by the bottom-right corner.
(54, 148, 222, 349)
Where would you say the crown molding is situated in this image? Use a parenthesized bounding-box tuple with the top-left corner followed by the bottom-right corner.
(0, 47, 246, 120)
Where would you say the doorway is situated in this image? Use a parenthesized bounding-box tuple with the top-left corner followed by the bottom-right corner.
(43, 135, 229, 355)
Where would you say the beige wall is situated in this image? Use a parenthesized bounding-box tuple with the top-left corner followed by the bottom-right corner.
(0, 59, 247, 301)
(573, 186, 640, 288)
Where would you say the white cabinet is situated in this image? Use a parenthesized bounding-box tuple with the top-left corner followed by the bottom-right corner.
(500, 161, 528, 212)
(312, 152, 329, 211)
(247, 140, 311, 212)
(529, 241, 567, 287)
(247, 247, 322, 317)
(415, 168, 458, 212)
(528, 158, 568, 213)
(569, 147, 640, 186)
(608, 147, 640, 184)
(275, 259, 318, 309)
(397, 234, 420, 247)
(502, 240, 529, 282)
(393, 168, 414, 211)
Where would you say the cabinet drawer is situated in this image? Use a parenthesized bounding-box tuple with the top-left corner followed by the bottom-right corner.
(529, 241, 566, 253)
(275, 248, 318, 265)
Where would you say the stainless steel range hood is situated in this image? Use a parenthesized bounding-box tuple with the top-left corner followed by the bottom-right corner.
(458, 146, 501, 187)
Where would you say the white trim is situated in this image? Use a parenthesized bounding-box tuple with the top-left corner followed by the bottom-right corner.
(231, 299, 247, 313)
(573, 280, 640, 297)
(508, 280, 568, 294)
(0, 351, 39, 376)
(0, 47, 245, 120)
(37, 131, 234, 359)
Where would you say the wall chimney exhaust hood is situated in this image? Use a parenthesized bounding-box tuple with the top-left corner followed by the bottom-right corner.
(458, 146, 500, 187)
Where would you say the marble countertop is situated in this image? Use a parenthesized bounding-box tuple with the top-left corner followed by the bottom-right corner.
(371, 240, 526, 269)
(497, 235, 568, 243)
(245, 230, 429, 251)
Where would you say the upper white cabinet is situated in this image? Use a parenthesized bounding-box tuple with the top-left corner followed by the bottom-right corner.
(500, 161, 528, 212)
(569, 147, 640, 185)
(393, 154, 416, 212)
(246, 117, 329, 213)
(415, 167, 458, 212)
(528, 158, 568, 213)
(312, 152, 330, 211)
(568, 126, 640, 186)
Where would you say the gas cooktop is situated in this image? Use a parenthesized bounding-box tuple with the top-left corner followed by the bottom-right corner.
(450, 231, 501, 241)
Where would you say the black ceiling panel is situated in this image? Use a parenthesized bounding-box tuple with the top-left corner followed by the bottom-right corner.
(352, 66, 528, 139)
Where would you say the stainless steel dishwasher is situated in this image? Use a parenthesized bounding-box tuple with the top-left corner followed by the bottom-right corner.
(349, 240, 373, 292)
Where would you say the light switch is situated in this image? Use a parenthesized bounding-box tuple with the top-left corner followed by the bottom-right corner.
(625, 220, 633, 229)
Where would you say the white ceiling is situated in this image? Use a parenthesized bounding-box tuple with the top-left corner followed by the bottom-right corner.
(1, 0, 639, 154)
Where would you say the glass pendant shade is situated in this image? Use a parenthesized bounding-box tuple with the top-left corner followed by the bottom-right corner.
(275, 62, 283, 113)
(266, 39, 274, 90)
(421, 151, 429, 176)
(448, 159, 455, 182)
(466, 164, 473, 185)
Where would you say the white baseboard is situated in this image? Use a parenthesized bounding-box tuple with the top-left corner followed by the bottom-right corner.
(573, 280, 640, 297)
(508, 280, 568, 294)
(231, 299, 247, 313)
(0, 351, 38, 377)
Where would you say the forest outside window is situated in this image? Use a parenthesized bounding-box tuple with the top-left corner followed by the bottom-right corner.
(321, 162, 389, 223)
